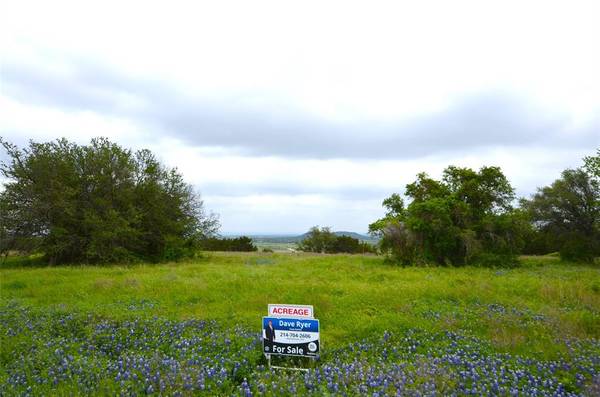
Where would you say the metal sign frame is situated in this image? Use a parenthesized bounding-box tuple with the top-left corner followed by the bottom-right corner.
(266, 354, 316, 372)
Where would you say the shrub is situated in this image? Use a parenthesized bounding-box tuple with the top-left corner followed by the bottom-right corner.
(559, 234, 597, 263)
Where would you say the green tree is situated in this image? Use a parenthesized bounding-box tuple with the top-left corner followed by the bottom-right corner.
(298, 227, 376, 254)
(368, 193, 405, 238)
(0, 137, 219, 264)
(297, 226, 336, 253)
(584, 148, 600, 180)
(522, 167, 599, 262)
(370, 166, 525, 266)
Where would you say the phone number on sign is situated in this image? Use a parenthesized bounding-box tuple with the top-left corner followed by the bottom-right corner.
(279, 331, 312, 339)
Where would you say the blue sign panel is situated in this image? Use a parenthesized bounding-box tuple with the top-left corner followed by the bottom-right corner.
(262, 316, 320, 357)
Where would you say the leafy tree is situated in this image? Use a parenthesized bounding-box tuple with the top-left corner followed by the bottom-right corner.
(368, 193, 405, 238)
(370, 166, 525, 266)
(298, 227, 375, 254)
(521, 166, 599, 262)
(0, 137, 219, 264)
(584, 148, 600, 180)
(442, 166, 515, 221)
(298, 226, 336, 253)
(329, 235, 359, 253)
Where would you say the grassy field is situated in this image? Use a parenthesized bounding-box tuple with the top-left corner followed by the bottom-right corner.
(1, 253, 600, 395)
(2, 253, 599, 353)
(253, 241, 299, 252)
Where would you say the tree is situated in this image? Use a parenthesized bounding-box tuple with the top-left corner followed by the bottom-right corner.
(584, 148, 600, 180)
(370, 166, 526, 266)
(522, 167, 599, 262)
(297, 226, 336, 253)
(297, 227, 375, 254)
(0, 137, 219, 264)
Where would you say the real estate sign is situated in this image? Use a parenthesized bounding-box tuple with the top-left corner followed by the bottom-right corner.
(263, 304, 320, 358)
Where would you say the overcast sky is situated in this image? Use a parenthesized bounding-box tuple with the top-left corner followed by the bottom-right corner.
(1, 1, 599, 234)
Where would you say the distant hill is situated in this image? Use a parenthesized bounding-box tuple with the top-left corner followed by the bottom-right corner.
(247, 231, 378, 244)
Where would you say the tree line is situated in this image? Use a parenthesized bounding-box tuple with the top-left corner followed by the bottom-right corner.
(369, 149, 599, 265)
(1, 137, 598, 265)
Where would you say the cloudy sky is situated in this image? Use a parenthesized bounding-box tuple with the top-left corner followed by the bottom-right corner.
(1, 1, 599, 234)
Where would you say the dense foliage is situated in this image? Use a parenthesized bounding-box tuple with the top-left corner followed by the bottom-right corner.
(298, 227, 376, 254)
(521, 159, 600, 262)
(370, 166, 528, 266)
(0, 138, 219, 264)
(198, 236, 258, 252)
(2, 302, 599, 396)
(584, 149, 600, 180)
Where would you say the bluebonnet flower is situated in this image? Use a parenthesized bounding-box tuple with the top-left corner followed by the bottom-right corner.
(1, 302, 599, 396)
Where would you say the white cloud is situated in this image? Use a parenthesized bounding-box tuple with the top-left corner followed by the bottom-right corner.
(1, 0, 599, 233)
(0, 96, 149, 153)
(3, 0, 599, 120)
(150, 140, 593, 234)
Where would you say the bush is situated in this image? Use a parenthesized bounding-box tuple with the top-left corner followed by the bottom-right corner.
(559, 234, 598, 263)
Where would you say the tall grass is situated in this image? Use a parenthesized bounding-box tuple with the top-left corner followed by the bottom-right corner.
(1, 252, 598, 357)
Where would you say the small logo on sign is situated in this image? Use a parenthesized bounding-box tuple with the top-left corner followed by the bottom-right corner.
(308, 342, 317, 352)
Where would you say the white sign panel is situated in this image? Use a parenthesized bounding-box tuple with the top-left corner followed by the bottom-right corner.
(268, 304, 314, 318)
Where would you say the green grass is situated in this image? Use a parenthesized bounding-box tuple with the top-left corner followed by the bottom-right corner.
(1, 252, 599, 358)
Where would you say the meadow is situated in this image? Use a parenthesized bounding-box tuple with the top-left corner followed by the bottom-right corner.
(253, 242, 299, 252)
(1, 253, 600, 395)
